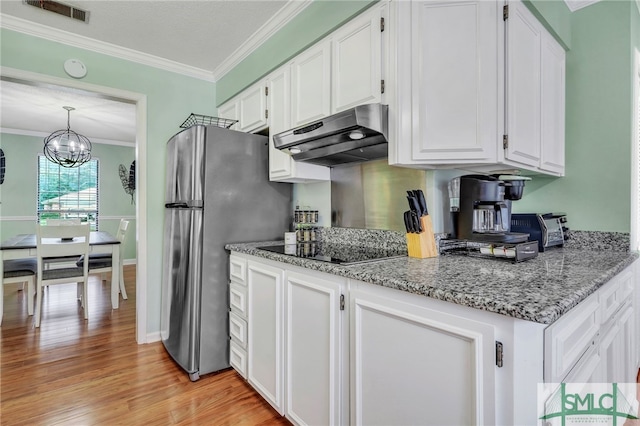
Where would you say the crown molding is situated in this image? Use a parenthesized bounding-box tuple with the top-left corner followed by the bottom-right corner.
(0, 127, 135, 147)
(563, 0, 601, 12)
(212, 0, 312, 81)
(0, 14, 216, 82)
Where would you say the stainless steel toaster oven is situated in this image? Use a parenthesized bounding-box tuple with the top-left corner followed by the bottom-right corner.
(510, 213, 568, 252)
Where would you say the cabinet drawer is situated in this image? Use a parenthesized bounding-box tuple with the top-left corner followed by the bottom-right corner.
(230, 255, 247, 285)
(599, 278, 621, 325)
(229, 311, 248, 349)
(230, 282, 247, 318)
(230, 340, 247, 379)
(616, 268, 634, 303)
(544, 294, 600, 383)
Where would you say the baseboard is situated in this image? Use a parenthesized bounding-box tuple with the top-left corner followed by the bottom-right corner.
(145, 331, 162, 343)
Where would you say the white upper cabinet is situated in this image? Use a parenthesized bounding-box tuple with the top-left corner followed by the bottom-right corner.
(217, 81, 267, 133)
(267, 66, 331, 183)
(267, 66, 293, 180)
(291, 41, 332, 128)
(409, 0, 499, 163)
(505, 0, 542, 168)
(505, 0, 565, 175)
(331, 5, 383, 113)
(219, 3, 386, 183)
(388, 0, 565, 176)
(217, 98, 239, 130)
(239, 81, 268, 133)
(539, 30, 566, 175)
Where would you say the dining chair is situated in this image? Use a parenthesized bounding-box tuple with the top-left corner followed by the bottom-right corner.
(47, 218, 81, 226)
(43, 218, 85, 267)
(35, 223, 91, 327)
(3, 259, 37, 316)
(77, 219, 130, 300)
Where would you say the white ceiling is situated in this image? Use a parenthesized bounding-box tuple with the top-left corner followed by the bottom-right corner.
(1, 79, 137, 144)
(0, 0, 294, 145)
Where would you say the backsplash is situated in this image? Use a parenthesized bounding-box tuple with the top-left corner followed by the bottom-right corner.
(317, 227, 631, 253)
(563, 230, 630, 252)
(318, 227, 447, 253)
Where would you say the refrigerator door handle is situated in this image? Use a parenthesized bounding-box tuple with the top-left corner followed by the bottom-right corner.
(165, 202, 189, 208)
(165, 201, 203, 208)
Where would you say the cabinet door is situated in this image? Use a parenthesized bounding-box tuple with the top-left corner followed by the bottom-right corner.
(505, 0, 542, 168)
(600, 304, 635, 384)
(410, 0, 499, 163)
(239, 81, 267, 133)
(539, 34, 565, 175)
(217, 99, 239, 130)
(267, 66, 294, 180)
(247, 261, 284, 414)
(331, 5, 382, 113)
(285, 271, 347, 426)
(350, 286, 496, 425)
(267, 66, 330, 183)
(544, 293, 600, 383)
(291, 41, 331, 127)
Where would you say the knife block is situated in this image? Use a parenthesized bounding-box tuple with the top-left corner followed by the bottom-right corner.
(406, 216, 438, 259)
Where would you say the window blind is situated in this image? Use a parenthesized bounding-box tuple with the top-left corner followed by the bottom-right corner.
(37, 155, 99, 230)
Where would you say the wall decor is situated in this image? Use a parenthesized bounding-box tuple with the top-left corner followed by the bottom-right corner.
(119, 160, 136, 203)
(0, 148, 5, 184)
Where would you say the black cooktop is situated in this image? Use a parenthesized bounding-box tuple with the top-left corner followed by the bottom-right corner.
(256, 243, 407, 266)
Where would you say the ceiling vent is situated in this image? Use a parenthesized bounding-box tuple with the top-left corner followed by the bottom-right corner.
(23, 0, 89, 23)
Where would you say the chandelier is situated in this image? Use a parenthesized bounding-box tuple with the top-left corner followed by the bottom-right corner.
(43, 106, 92, 168)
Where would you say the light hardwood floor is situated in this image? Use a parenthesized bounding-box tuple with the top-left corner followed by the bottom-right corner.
(1, 265, 289, 425)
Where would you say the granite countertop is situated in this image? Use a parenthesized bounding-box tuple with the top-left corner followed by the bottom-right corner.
(225, 237, 638, 325)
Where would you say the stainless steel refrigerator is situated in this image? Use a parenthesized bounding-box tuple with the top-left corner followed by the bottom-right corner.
(160, 124, 291, 381)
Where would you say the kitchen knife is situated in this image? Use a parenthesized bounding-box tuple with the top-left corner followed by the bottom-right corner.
(407, 191, 423, 216)
(406, 195, 421, 216)
(411, 211, 422, 233)
(403, 210, 414, 233)
(415, 189, 428, 216)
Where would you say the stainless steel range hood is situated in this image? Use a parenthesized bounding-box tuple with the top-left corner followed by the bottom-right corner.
(273, 103, 388, 167)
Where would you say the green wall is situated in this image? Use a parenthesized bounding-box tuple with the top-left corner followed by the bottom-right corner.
(515, 0, 638, 233)
(525, 0, 572, 49)
(0, 28, 216, 334)
(216, 0, 376, 105)
(0, 133, 137, 260)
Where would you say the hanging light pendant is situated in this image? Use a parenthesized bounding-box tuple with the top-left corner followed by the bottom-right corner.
(43, 106, 92, 168)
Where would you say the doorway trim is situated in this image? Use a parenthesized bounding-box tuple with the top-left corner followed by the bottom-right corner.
(1, 66, 148, 343)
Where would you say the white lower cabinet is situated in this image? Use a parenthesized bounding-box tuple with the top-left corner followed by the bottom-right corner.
(247, 260, 285, 414)
(349, 280, 498, 426)
(230, 340, 247, 379)
(231, 253, 638, 425)
(285, 270, 348, 426)
(228, 254, 249, 379)
(243, 255, 347, 424)
(545, 263, 638, 387)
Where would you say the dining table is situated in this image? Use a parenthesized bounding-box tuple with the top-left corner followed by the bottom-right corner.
(0, 231, 121, 325)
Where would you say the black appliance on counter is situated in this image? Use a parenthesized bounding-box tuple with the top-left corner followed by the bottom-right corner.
(450, 174, 530, 243)
(511, 213, 569, 252)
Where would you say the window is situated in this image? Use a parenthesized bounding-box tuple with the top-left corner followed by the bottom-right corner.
(37, 155, 99, 230)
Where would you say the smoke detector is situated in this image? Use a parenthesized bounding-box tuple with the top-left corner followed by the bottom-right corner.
(23, 0, 90, 23)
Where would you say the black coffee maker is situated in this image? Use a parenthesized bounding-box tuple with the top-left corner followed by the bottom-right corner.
(449, 174, 530, 243)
